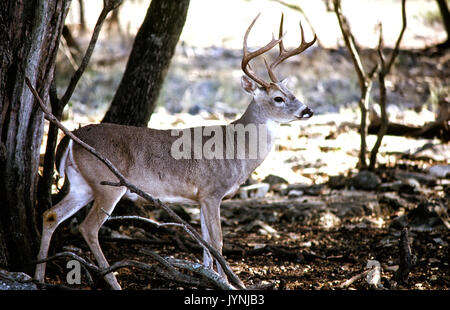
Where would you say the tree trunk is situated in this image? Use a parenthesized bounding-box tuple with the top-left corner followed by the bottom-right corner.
(436, 0, 450, 48)
(78, 0, 87, 33)
(0, 0, 69, 273)
(102, 0, 190, 127)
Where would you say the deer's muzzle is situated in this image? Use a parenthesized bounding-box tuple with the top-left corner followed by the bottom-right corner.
(297, 106, 313, 119)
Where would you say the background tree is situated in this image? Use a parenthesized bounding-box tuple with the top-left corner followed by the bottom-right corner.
(102, 0, 190, 127)
(333, 0, 406, 170)
(0, 0, 190, 277)
(38, 0, 189, 227)
(0, 0, 70, 273)
(333, 0, 377, 169)
(436, 0, 450, 49)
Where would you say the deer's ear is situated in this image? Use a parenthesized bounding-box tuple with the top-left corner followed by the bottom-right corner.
(280, 77, 289, 87)
(241, 75, 258, 96)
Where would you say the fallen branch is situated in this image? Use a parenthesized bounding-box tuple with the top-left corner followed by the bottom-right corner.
(105, 214, 218, 257)
(34, 251, 100, 273)
(25, 77, 245, 290)
(33, 250, 216, 289)
(166, 258, 236, 290)
(34, 281, 76, 290)
(96, 257, 204, 289)
(368, 121, 450, 141)
(339, 269, 371, 289)
(105, 214, 203, 252)
(106, 214, 178, 229)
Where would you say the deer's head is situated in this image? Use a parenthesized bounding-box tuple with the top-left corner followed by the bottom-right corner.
(240, 14, 316, 123)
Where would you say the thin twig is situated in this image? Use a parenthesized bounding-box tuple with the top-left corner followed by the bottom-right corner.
(59, 0, 123, 107)
(139, 248, 183, 275)
(270, 0, 321, 47)
(59, 36, 79, 71)
(151, 265, 202, 288)
(33, 251, 100, 273)
(105, 214, 213, 261)
(385, 0, 407, 74)
(107, 215, 182, 229)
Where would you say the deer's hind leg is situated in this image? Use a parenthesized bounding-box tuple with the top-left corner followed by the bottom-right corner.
(35, 165, 94, 283)
(78, 186, 126, 290)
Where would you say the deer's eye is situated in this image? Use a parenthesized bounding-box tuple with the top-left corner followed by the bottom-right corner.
(273, 96, 284, 103)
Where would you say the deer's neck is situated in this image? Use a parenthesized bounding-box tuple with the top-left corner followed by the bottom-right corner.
(231, 99, 279, 161)
(234, 99, 272, 126)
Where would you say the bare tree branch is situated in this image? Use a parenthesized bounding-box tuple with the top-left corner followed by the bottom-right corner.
(369, 0, 407, 170)
(385, 0, 407, 74)
(369, 25, 388, 170)
(106, 214, 180, 229)
(333, 0, 367, 89)
(33, 251, 100, 273)
(96, 258, 202, 288)
(105, 214, 215, 260)
(270, 0, 321, 47)
(333, 0, 374, 169)
(33, 249, 230, 289)
(59, 0, 123, 107)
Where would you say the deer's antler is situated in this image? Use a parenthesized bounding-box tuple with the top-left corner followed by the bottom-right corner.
(265, 14, 317, 83)
(241, 13, 282, 89)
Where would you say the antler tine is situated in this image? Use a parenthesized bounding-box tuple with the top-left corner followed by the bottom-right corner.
(267, 15, 317, 83)
(298, 20, 317, 50)
(278, 13, 286, 54)
(267, 13, 286, 82)
(242, 13, 282, 89)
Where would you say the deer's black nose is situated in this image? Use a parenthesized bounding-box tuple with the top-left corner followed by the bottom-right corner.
(300, 107, 313, 119)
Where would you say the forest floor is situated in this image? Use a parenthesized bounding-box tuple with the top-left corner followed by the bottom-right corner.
(43, 172, 449, 290)
(33, 0, 450, 291)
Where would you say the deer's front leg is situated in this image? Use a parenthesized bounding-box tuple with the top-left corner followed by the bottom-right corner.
(199, 198, 226, 279)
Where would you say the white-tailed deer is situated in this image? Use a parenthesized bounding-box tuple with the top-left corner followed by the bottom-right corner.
(35, 14, 316, 289)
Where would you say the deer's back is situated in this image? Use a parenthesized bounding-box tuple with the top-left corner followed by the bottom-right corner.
(63, 123, 253, 202)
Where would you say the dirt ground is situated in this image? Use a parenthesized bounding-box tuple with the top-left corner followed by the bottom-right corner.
(43, 210, 449, 291)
